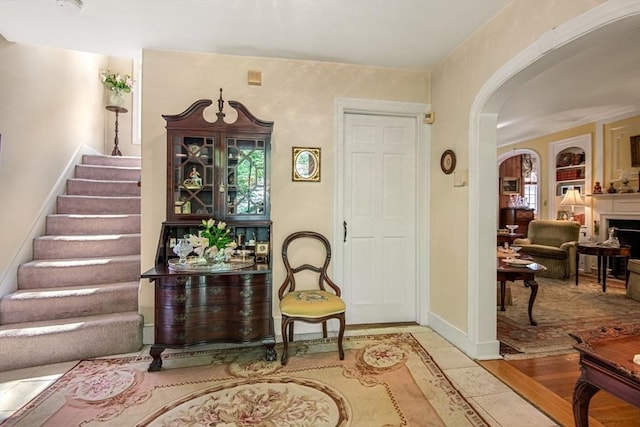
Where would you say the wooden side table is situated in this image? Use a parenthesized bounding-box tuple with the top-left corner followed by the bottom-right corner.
(106, 105, 127, 156)
(497, 257, 546, 326)
(575, 243, 631, 292)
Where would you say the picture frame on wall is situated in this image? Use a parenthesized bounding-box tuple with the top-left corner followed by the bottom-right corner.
(500, 177, 520, 195)
(560, 184, 582, 195)
(631, 134, 640, 168)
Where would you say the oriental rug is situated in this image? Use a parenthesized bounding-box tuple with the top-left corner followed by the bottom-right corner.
(2, 333, 488, 426)
(497, 274, 640, 359)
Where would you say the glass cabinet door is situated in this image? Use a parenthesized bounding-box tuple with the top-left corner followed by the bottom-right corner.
(225, 138, 268, 217)
(172, 135, 215, 217)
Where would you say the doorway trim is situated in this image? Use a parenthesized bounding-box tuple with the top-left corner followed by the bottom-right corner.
(334, 98, 430, 325)
(468, 1, 639, 359)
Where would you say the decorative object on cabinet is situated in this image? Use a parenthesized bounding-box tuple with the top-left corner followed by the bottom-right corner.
(292, 147, 321, 182)
(500, 177, 520, 195)
(278, 231, 346, 365)
(559, 188, 584, 222)
(440, 149, 456, 174)
(607, 183, 618, 193)
(141, 91, 276, 371)
(500, 207, 534, 237)
(255, 241, 269, 262)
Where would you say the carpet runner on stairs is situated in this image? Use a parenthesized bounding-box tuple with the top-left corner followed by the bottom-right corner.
(0, 154, 143, 372)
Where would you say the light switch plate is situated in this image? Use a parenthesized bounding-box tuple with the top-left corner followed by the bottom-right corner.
(248, 70, 262, 86)
(454, 169, 468, 187)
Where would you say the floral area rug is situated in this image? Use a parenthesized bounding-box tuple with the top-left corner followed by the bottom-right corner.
(498, 274, 640, 359)
(2, 333, 488, 426)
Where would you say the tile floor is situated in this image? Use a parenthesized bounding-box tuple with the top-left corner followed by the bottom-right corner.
(0, 325, 558, 426)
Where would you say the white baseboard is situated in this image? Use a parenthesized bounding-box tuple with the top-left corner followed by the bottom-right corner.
(427, 310, 501, 360)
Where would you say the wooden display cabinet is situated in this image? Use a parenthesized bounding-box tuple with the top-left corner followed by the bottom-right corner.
(142, 91, 276, 371)
(500, 207, 535, 237)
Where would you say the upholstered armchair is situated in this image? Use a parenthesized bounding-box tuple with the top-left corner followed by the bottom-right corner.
(512, 220, 581, 280)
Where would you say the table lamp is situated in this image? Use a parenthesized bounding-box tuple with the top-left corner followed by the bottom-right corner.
(559, 188, 584, 221)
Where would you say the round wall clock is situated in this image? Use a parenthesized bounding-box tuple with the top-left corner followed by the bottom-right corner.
(440, 149, 456, 174)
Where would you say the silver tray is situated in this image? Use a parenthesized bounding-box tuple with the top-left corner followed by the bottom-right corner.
(168, 257, 255, 272)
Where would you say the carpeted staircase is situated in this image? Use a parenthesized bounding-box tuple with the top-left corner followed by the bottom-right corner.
(0, 155, 144, 372)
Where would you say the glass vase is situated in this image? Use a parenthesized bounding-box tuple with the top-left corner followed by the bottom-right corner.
(108, 89, 125, 107)
(172, 239, 193, 264)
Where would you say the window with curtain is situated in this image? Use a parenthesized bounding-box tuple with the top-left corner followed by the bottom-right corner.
(522, 154, 537, 215)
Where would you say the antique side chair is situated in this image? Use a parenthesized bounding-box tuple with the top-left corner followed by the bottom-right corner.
(278, 231, 346, 365)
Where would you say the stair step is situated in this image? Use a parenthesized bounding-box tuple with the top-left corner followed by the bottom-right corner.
(82, 154, 141, 168)
(17, 254, 140, 289)
(75, 164, 141, 181)
(57, 195, 140, 214)
(0, 281, 140, 324)
(46, 214, 141, 235)
(33, 234, 141, 259)
(67, 178, 140, 197)
(0, 312, 143, 372)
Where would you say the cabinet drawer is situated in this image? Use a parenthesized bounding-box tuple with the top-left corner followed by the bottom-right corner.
(156, 285, 230, 307)
(229, 318, 272, 341)
(156, 274, 270, 307)
(155, 305, 229, 325)
(515, 210, 534, 220)
(155, 323, 229, 345)
(155, 318, 272, 345)
(156, 302, 270, 326)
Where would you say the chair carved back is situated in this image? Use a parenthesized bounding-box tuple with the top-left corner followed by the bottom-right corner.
(278, 231, 341, 299)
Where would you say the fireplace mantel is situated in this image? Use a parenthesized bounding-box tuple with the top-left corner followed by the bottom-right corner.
(591, 193, 640, 241)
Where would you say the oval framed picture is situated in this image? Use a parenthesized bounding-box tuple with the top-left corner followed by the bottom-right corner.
(440, 149, 456, 174)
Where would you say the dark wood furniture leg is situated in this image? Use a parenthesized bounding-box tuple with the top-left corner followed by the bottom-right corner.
(597, 255, 602, 284)
(573, 372, 600, 427)
(524, 279, 538, 326)
(148, 345, 165, 372)
(602, 256, 607, 292)
(576, 250, 580, 286)
(499, 281, 506, 311)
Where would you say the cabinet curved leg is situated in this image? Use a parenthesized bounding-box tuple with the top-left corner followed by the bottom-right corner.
(265, 343, 277, 361)
(148, 345, 165, 372)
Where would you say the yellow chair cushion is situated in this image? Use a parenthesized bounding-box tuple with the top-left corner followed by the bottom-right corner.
(280, 290, 346, 318)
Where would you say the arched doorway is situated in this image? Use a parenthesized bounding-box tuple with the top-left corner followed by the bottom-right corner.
(467, 2, 639, 359)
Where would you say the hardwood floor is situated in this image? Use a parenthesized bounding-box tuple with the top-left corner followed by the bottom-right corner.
(480, 353, 640, 426)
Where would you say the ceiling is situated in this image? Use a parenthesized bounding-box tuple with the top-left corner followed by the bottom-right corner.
(1, 0, 638, 146)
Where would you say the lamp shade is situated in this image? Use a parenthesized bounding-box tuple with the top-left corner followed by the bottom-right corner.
(560, 188, 584, 207)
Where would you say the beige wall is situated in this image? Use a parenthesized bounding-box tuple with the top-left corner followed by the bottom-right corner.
(429, 0, 602, 331)
(139, 50, 430, 322)
(0, 39, 108, 294)
(603, 115, 640, 188)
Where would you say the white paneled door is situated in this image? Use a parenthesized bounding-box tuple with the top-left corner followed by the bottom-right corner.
(343, 113, 417, 324)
